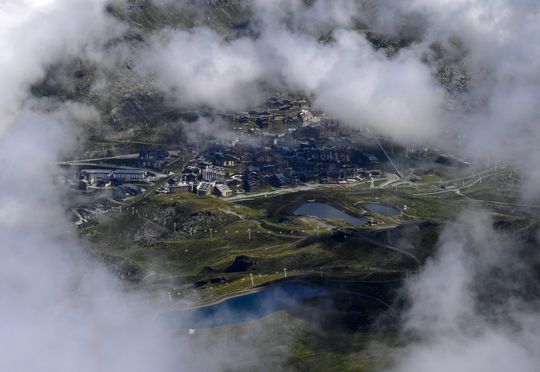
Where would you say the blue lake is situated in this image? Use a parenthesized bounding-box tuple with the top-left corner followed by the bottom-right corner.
(293, 203, 367, 226)
(160, 283, 328, 329)
(363, 203, 400, 216)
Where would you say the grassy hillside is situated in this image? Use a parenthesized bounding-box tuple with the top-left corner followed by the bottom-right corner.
(82, 186, 448, 303)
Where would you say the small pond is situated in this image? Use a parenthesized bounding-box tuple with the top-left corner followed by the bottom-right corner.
(293, 203, 367, 226)
(363, 203, 400, 217)
(160, 283, 328, 329)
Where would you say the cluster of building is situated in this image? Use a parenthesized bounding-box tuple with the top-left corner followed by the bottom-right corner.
(137, 149, 170, 170)
(76, 95, 389, 202)
(196, 181, 232, 197)
(174, 110, 386, 197)
(155, 164, 233, 198)
(230, 96, 310, 128)
(186, 113, 385, 193)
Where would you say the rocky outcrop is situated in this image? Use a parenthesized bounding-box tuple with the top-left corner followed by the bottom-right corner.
(224, 255, 255, 272)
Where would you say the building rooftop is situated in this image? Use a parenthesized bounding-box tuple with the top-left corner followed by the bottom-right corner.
(81, 169, 113, 174)
(197, 182, 213, 192)
(113, 169, 147, 174)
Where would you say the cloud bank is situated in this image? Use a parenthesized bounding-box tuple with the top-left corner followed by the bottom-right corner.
(389, 211, 540, 372)
(137, 2, 444, 142)
(2, 0, 540, 371)
(135, 0, 540, 197)
(0, 2, 270, 371)
(0, 0, 122, 132)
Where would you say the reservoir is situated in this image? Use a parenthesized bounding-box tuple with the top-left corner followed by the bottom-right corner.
(363, 203, 400, 217)
(293, 203, 367, 226)
(160, 283, 328, 329)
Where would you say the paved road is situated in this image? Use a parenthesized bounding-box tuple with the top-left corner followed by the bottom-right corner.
(227, 184, 323, 201)
(358, 236, 421, 266)
(58, 153, 140, 165)
(413, 167, 505, 196)
(228, 174, 400, 202)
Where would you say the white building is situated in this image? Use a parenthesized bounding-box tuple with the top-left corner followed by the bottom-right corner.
(111, 169, 147, 181)
(197, 181, 213, 197)
(202, 165, 226, 181)
(80, 169, 113, 185)
(214, 184, 232, 197)
(80, 169, 147, 185)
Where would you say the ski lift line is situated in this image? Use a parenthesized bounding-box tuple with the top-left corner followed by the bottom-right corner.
(375, 138, 403, 178)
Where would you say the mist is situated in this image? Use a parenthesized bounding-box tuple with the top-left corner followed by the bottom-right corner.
(0, 99, 292, 372)
(2, 0, 540, 371)
(388, 211, 540, 372)
(0, 2, 278, 371)
(137, 2, 445, 142)
(135, 0, 540, 197)
(0, 0, 123, 132)
(133, 2, 540, 371)
(0, 106, 180, 371)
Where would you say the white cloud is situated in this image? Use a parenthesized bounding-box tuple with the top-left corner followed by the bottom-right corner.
(0, 0, 121, 132)
(390, 212, 540, 372)
(137, 27, 266, 111)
